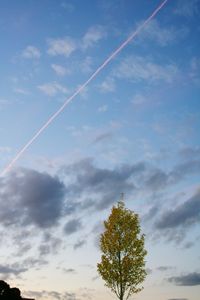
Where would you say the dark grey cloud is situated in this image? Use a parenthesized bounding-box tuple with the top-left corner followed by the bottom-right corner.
(155, 189, 200, 230)
(146, 268, 152, 275)
(168, 298, 188, 300)
(169, 160, 200, 184)
(182, 241, 195, 249)
(1, 157, 198, 233)
(22, 257, 48, 269)
(39, 232, 62, 256)
(144, 160, 200, 191)
(73, 239, 87, 250)
(0, 156, 199, 258)
(24, 290, 78, 300)
(64, 219, 82, 235)
(168, 272, 200, 286)
(62, 158, 146, 210)
(92, 132, 113, 144)
(179, 146, 200, 160)
(157, 266, 175, 272)
(145, 169, 169, 191)
(0, 263, 27, 276)
(1, 257, 48, 279)
(63, 268, 76, 274)
(0, 168, 66, 228)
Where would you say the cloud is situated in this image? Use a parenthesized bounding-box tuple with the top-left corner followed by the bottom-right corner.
(145, 169, 169, 191)
(73, 239, 87, 250)
(24, 290, 78, 300)
(61, 158, 145, 210)
(146, 268, 153, 275)
(64, 219, 82, 235)
(22, 257, 48, 269)
(61, 2, 75, 12)
(0, 263, 27, 276)
(189, 57, 200, 85)
(115, 55, 178, 84)
(155, 189, 200, 230)
(82, 25, 106, 49)
(0, 99, 9, 110)
(0, 147, 11, 154)
(98, 105, 108, 113)
(60, 156, 200, 213)
(131, 94, 147, 106)
(174, 0, 199, 17)
(81, 56, 93, 73)
(22, 45, 41, 59)
(1, 156, 198, 240)
(139, 19, 189, 46)
(47, 37, 76, 57)
(143, 160, 200, 192)
(0, 168, 66, 228)
(14, 88, 30, 95)
(63, 268, 76, 274)
(157, 266, 175, 272)
(168, 299, 188, 300)
(168, 272, 200, 286)
(169, 160, 200, 184)
(38, 82, 68, 96)
(179, 146, 200, 160)
(51, 64, 69, 76)
(99, 77, 116, 93)
(39, 233, 62, 256)
(92, 132, 113, 144)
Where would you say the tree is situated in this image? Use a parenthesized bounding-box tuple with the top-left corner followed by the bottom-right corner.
(97, 200, 147, 300)
(0, 281, 22, 299)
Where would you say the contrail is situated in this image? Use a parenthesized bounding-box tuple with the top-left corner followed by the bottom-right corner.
(0, 0, 168, 177)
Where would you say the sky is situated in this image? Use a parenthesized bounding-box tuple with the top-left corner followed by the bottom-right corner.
(0, 0, 200, 299)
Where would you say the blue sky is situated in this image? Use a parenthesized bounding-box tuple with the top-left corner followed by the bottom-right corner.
(0, 0, 200, 299)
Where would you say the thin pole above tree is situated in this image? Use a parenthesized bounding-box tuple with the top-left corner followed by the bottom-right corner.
(97, 200, 147, 300)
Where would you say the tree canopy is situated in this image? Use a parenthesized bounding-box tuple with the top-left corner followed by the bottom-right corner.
(0, 281, 21, 300)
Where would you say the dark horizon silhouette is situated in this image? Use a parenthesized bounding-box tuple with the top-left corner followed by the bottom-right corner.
(0, 280, 34, 300)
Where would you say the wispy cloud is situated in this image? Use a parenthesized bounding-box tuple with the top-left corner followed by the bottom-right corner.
(38, 82, 68, 96)
(92, 131, 113, 144)
(0, 98, 9, 110)
(98, 105, 108, 113)
(22, 45, 41, 59)
(189, 57, 200, 84)
(131, 94, 147, 106)
(81, 56, 93, 73)
(60, 2, 75, 12)
(174, 0, 200, 17)
(24, 290, 78, 300)
(0, 146, 11, 154)
(51, 64, 69, 76)
(99, 77, 116, 93)
(82, 25, 106, 49)
(115, 55, 179, 84)
(14, 88, 30, 95)
(47, 37, 76, 57)
(138, 19, 189, 46)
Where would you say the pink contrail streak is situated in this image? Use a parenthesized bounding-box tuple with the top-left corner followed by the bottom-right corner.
(0, 0, 168, 177)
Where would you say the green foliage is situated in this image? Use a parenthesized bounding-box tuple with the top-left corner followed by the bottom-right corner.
(97, 201, 147, 300)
